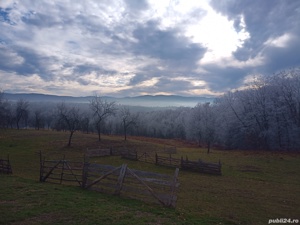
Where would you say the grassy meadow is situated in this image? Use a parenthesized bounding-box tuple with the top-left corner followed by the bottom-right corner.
(0, 129, 300, 225)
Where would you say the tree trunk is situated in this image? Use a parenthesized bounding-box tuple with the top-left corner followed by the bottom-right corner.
(123, 121, 127, 141)
(207, 141, 211, 154)
(68, 131, 74, 147)
(96, 122, 101, 141)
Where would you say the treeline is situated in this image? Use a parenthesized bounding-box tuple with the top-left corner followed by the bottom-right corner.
(1, 69, 299, 151)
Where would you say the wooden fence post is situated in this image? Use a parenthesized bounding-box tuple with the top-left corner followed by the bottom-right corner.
(168, 168, 179, 207)
(81, 155, 89, 188)
(60, 155, 65, 184)
(114, 164, 127, 195)
(181, 156, 183, 168)
(39, 151, 43, 182)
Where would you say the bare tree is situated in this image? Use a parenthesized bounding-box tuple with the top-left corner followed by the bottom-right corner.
(89, 95, 117, 141)
(56, 102, 81, 147)
(0, 90, 8, 128)
(80, 112, 91, 134)
(33, 109, 44, 130)
(120, 106, 139, 141)
(44, 111, 54, 130)
(15, 99, 30, 129)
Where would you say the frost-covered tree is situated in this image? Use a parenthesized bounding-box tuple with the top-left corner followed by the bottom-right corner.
(187, 103, 217, 153)
(56, 102, 81, 147)
(119, 106, 139, 140)
(89, 95, 117, 141)
(215, 68, 300, 151)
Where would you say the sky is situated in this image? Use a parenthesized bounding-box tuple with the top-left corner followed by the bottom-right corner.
(0, 0, 300, 97)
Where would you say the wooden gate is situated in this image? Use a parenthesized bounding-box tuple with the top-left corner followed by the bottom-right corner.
(83, 163, 180, 207)
(39, 152, 83, 186)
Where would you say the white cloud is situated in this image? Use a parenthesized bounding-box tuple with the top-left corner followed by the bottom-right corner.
(264, 33, 294, 48)
(137, 77, 159, 87)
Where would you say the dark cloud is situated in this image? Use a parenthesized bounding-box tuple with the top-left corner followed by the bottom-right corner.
(73, 65, 117, 76)
(76, 78, 91, 86)
(127, 21, 207, 87)
(124, 0, 149, 12)
(118, 76, 200, 97)
(21, 11, 60, 27)
(131, 20, 206, 70)
(200, 66, 248, 92)
(155, 78, 192, 92)
(75, 14, 111, 35)
(261, 37, 300, 74)
(129, 73, 148, 86)
(0, 45, 52, 79)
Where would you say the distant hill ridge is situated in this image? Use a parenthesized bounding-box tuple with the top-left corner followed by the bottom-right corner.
(3, 93, 215, 107)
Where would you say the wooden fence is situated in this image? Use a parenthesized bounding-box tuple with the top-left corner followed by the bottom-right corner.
(119, 152, 221, 175)
(155, 154, 181, 168)
(181, 156, 222, 175)
(84, 163, 180, 207)
(38, 152, 180, 207)
(121, 151, 156, 164)
(0, 155, 12, 174)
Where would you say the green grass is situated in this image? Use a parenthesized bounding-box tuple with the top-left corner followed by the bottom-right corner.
(1, 129, 300, 225)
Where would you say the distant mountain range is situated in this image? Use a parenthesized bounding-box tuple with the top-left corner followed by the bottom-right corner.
(3, 93, 215, 107)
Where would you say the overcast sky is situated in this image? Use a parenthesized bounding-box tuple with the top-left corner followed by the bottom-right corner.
(1, 0, 300, 97)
